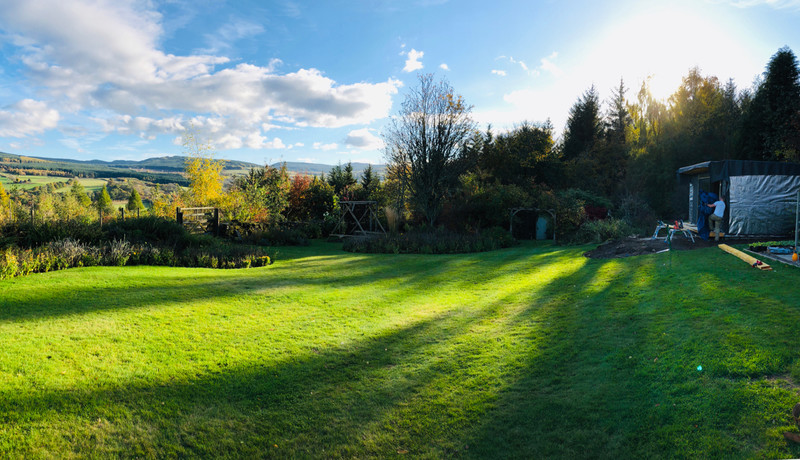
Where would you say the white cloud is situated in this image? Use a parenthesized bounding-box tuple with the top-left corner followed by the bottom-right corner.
(345, 128, 383, 150)
(540, 52, 563, 77)
(403, 48, 424, 72)
(0, 99, 60, 137)
(313, 142, 338, 151)
(491, 69, 507, 77)
(0, 0, 402, 150)
(440, 63, 450, 71)
(497, 55, 536, 76)
(296, 157, 317, 163)
(511, 57, 529, 72)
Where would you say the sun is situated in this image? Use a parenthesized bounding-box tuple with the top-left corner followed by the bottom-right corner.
(585, 2, 763, 102)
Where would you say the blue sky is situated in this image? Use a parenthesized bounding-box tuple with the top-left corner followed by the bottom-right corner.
(0, 0, 799, 165)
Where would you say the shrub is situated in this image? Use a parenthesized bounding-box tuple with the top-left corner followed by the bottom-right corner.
(180, 244, 273, 268)
(0, 249, 18, 280)
(103, 216, 194, 249)
(0, 219, 104, 248)
(343, 227, 516, 254)
(0, 237, 276, 281)
(227, 221, 313, 246)
(105, 239, 132, 266)
(567, 218, 636, 245)
(616, 193, 658, 235)
(46, 238, 88, 267)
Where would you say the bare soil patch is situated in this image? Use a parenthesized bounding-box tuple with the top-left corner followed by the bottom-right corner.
(584, 236, 721, 259)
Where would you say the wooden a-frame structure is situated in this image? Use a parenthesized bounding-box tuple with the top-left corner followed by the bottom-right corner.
(331, 200, 387, 237)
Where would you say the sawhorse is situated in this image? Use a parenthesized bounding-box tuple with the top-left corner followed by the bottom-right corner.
(652, 221, 695, 244)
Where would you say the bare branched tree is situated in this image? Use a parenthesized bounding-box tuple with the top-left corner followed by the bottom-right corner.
(383, 74, 476, 226)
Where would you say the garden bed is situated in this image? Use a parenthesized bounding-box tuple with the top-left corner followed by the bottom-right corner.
(584, 236, 721, 259)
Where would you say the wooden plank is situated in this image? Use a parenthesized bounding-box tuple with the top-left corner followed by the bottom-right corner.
(683, 224, 724, 237)
(719, 244, 772, 270)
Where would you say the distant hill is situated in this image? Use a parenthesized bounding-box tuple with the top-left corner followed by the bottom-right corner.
(35, 155, 262, 173)
(271, 162, 386, 178)
(0, 151, 387, 184)
(0, 151, 190, 186)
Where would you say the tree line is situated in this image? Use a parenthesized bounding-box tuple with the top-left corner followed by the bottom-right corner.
(383, 47, 800, 237)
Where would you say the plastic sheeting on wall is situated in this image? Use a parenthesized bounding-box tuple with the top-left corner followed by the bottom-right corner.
(729, 175, 800, 236)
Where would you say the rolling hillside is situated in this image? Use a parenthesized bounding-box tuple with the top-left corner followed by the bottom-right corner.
(0, 151, 386, 183)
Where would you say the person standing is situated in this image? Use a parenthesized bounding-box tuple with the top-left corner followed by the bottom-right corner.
(707, 196, 726, 241)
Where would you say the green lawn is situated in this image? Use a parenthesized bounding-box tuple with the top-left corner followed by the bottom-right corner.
(1, 241, 800, 458)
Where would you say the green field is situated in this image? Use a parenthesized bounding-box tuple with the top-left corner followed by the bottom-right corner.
(0, 174, 69, 190)
(0, 175, 107, 193)
(1, 241, 800, 458)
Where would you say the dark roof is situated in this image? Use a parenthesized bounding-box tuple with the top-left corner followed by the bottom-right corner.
(677, 160, 800, 184)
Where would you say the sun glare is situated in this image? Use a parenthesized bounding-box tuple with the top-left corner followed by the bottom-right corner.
(586, 3, 763, 102)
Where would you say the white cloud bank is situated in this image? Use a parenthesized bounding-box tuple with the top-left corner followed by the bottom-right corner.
(0, 0, 402, 149)
(0, 99, 60, 137)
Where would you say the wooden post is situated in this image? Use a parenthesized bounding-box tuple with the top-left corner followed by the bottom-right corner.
(795, 189, 799, 254)
(213, 208, 220, 236)
(30, 205, 34, 225)
(176, 207, 183, 225)
(120, 207, 125, 220)
(99, 208, 103, 228)
(137, 208, 140, 218)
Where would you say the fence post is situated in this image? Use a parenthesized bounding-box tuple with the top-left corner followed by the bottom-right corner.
(120, 207, 125, 220)
(30, 205, 34, 225)
(214, 208, 220, 236)
(176, 207, 183, 225)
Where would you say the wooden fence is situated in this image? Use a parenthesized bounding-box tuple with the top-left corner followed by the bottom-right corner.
(176, 207, 221, 235)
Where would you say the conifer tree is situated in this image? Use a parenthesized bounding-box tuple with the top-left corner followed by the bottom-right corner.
(126, 189, 144, 212)
(95, 185, 113, 215)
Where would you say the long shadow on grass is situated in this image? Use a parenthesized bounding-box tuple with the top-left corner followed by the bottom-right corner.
(0, 287, 546, 458)
(462, 249, 800, 459)
(0, 243, 569, 324)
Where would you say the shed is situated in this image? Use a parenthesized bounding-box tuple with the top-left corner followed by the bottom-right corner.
(677, 160, 800, 237)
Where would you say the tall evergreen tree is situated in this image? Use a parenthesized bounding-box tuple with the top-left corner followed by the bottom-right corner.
(562, 85, 604, 161)
(327, 162, 357, 195)
(741, 47, 800, 161)
(721, 78, 743, 159)
(606, 79, 631, 145)
(360, 164, 381, 198)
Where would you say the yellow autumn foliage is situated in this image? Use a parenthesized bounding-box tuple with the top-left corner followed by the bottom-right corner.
(182, 128, 224, 206)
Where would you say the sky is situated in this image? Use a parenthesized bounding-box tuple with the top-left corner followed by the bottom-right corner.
(0, 0, 799, 166)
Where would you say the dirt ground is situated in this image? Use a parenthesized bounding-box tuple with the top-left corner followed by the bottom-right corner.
(584, 235, 723, 259)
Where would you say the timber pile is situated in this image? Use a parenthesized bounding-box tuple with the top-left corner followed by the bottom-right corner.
(718, 244, 772, 271)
